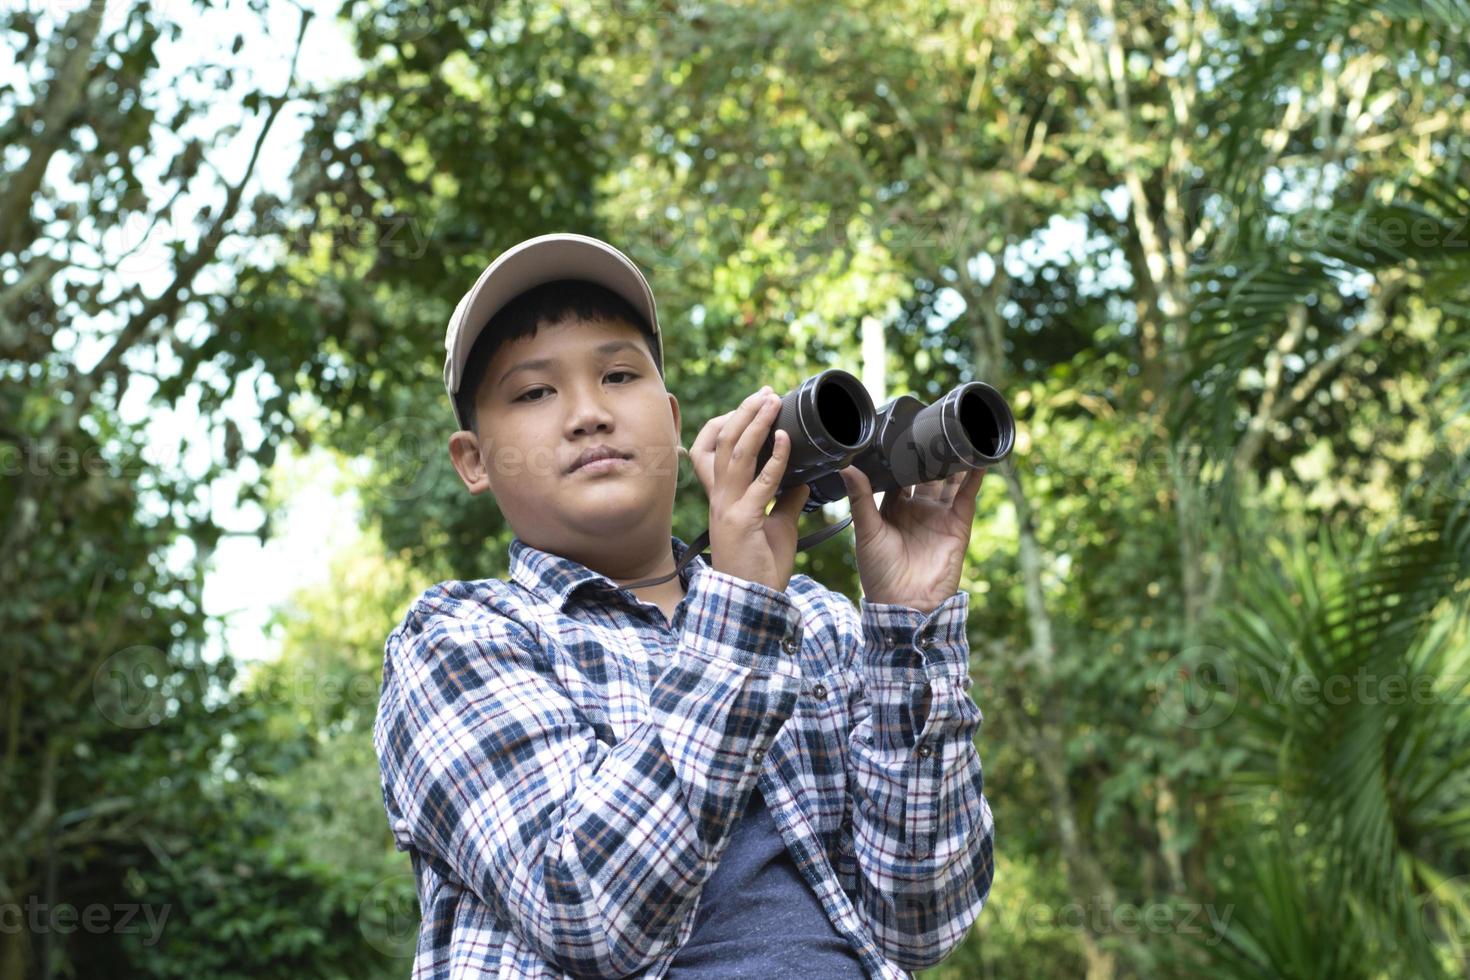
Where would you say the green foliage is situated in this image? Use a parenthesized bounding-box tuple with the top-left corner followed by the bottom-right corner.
(4, 0, 1468, 976)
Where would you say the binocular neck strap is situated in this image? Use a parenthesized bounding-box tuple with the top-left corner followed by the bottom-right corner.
(617, 517, 854, 591)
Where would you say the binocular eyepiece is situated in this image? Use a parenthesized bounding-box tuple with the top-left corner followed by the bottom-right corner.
(749, 368, 1016, 512)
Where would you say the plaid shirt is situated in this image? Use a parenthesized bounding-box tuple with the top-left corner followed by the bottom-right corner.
(374, 534, 994, 978)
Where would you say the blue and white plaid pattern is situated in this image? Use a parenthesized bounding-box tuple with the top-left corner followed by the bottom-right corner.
(374, 534, 994, 978)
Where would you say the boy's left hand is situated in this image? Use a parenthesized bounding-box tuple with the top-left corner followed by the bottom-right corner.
(838, 465, 987, 616)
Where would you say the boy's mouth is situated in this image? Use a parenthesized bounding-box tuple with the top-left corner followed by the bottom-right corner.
(568, 446, 635, 473)
(572, 456, 633, 476)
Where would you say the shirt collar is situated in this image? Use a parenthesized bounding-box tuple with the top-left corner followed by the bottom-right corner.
(509, 533, 708, 610)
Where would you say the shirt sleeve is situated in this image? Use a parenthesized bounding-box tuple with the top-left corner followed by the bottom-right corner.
(373, 570, 805, 978)
(833, 590, 995, 970)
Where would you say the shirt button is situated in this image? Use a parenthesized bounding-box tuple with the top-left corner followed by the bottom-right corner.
(916, 743, 933, 758)
(751, 749, 765, 764)
(781, 633, 801, 655)
(810, 683, 828, 700)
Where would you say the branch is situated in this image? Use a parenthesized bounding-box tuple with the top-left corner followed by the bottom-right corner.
(62, 6, 314, 431)
(0, 256, 64, 356)
(1233, 271, 1410, 476)
(1233, 301, 1308, 472)
(0, 4, 105, 258)
(1275, 279, 1402, 418)
(11, 743, 57, 852)
(1016, 88, 1058, 177)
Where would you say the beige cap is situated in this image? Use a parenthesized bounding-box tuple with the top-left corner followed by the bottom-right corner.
(443, 233, 663, 428)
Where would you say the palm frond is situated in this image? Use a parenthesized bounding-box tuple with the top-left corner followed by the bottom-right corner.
(1158, 826, 1377, 979)
(1215, 0, 1470, 201)
(1171, 157, 1470, 489)
(1201, 493, 1470, 974)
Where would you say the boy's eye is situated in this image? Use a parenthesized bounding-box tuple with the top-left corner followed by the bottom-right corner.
(514, 370, 638, 403)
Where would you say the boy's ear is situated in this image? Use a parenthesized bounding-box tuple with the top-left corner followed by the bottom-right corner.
(448, 429, 492, 495)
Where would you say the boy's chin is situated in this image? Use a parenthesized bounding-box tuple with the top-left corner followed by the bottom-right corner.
(558, 487, 652, 514)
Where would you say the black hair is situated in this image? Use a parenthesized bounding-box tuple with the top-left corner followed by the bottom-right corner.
(456, 278, 664, 434)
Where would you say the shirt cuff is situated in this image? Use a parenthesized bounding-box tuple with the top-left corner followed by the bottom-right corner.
(857, 591, 970, 673)
(681, 566, 806, 674)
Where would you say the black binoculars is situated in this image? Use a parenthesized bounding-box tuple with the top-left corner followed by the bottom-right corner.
(749, 368, 1015, 510)
(627, 369, 1014, 586)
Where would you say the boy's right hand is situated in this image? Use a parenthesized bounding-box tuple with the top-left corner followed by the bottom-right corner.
(689, 386, 811, 593)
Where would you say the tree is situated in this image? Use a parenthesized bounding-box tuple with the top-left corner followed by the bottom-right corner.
(1, 2, 332, 975)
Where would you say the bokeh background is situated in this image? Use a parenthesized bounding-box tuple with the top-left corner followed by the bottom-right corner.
(3, 0, 1469, 976)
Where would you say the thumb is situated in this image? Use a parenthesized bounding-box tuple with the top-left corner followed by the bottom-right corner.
(840, 466, 880, 531)
(772, 480, 810, 523)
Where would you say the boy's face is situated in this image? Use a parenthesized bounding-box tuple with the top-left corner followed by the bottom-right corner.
(448, 315, 682, 564)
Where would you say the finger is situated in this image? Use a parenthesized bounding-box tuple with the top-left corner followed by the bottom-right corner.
(688, 421, 723, 492)
(692, 455, 714, 495)
(714, 388, 773, 490)
(912, 477, 947, 500)
(938, 469, 968, 507)
(689, 412, 733, 490)
(951, 466, 986, 521)
(879, 482, 910, 520)
(730, 391, 782, 487)
(839, 466, 881, 531)
(740, 425, 793, 513)
(771, 477, 810, 524)
(689, 411, 730, 458)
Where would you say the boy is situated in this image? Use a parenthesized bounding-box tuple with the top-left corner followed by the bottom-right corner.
(373, 233, 994, 978)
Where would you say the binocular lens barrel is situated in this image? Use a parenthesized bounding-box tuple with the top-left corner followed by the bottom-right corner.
(754, 369, 876, 491)
(887, 381, 1015, 487)
(794, 369, 873, 456)
(947, 382, 1016, 465)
